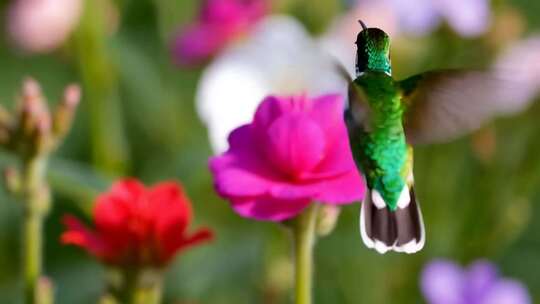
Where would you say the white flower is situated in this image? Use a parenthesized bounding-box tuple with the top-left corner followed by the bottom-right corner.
(196, 15, 347, 153)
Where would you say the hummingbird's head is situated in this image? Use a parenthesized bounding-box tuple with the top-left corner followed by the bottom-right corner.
(355, 20, 392, 76)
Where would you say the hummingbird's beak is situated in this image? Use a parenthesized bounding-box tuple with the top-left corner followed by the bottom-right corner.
(358, 20, 368, 31)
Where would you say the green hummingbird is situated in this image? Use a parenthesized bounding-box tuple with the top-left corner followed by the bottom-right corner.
(344, 21, 525, 254)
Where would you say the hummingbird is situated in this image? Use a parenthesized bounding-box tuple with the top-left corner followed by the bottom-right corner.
(344, 20, 527, 254)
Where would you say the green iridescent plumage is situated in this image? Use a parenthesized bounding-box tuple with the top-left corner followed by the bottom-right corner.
(344, 21, 527, 254)
(348, 73, 408, 211)
(345, 23, 425, 254)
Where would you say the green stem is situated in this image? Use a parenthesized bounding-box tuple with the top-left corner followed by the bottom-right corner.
(23, 205, 42, 304)
(22, 156, 50, 304)
(111, 268, 163, 304)
(135, 279, 162, 304)
(72, 0, 129, 174)
(292, 204, 319, 304)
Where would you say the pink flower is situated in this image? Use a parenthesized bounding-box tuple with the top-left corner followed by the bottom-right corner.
(61, 179, 213, 267)
(210, 94, 365, 221)
(7, 0, 82, 53)
(172, 0, 267, 66)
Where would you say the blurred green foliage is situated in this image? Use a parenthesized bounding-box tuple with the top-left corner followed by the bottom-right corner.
(0, 0, 539, 303)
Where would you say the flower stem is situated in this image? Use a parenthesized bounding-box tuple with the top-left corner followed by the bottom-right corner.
(112, 268, 163, 304)
(134, 279, 162, 304)
(23, 205, 42, 304)
(73, 0, 129, 174)
(22, 156, 50, 304)
(292, 204, 319, 304)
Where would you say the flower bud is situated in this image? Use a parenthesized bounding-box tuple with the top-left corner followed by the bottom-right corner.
(6, 78, 79, 157)
(31, 114, 53, 155)
(53, 84, 81, 140)
(36, 276, 54, 304)
(3, 167, 21, 195)
(316, 205, 341, 236)
(0, 105, 14, 146)
(19, 78, 49, 139)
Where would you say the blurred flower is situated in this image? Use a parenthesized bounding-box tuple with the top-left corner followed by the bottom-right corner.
(6, 0, 83, 53)
(172, 0, 268, 66)
(62, 179, 213, 267)
(421, 259, 531, 304)
(197, 16, 347, 153)
(209, 94, 365, 221)
(494, 36, 540, 110)
(321, 0, 490, 79)
(351, 0, 490, 37)
(486, 8, 526, 48)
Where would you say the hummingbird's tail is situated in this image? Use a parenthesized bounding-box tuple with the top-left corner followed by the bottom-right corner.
(359, 187, 425, 254)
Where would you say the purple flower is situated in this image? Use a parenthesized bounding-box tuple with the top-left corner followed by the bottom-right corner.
(172, 0, 267, 66)
(209, 94, 365, 221)
(421, 259, 531, 304)
(438, 0, 490, 37)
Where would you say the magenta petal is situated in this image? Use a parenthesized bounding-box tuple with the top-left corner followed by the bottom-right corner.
(265, 114, 326, 177)
(308, 125, 357, 179)
(230, 196, 311, 221)
(252, 96, 293, 136)
(210, 125, 277, 197)
(267, 170, 364, 204)
(201, 0, 240, 23)
(480, 279, 531, 304)
(267, 184, 314, 200)
(172, 23, 227, 66)
(421, 259, 465, 304)
(201, 0, 267, 26)
(308, 94, 344, 141)
(311, 169, 365, 203)
(211, 157, 272, 197)
(304, 94, 358, 178)
(269, 169, 364, 203)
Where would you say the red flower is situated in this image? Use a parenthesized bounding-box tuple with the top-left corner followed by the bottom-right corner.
(61, 179, 213, 267)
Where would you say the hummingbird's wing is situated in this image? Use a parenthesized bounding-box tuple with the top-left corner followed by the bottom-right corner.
(398, 69, 532, 145)
(347, 80, 371, 130)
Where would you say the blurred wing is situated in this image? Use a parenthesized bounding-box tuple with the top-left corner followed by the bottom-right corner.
(347, 80, 371, 131)
(333, 60, 354, 83)
(399, 69, 531, 145)
(332, 58, 372, 131)
(345, 81, 371, 172)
